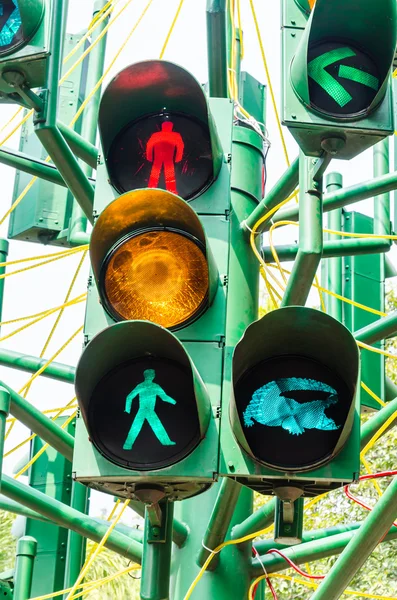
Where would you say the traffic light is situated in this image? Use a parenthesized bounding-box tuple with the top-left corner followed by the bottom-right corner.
(224, 306, 360, 497)
(73, 60, 234, 501)
(282, 0, 396, 158)
(0, 0, 50, 100)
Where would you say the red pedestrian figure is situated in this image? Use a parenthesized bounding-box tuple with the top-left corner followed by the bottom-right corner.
(146, 121, 184, 195)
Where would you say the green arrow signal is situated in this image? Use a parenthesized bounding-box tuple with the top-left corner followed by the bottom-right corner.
(308, 47, 379, 108)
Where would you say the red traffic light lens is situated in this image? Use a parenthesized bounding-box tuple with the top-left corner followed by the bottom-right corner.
(106, 113, 214, 200)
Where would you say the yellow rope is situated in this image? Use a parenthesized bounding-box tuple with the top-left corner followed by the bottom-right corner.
(0, 106, 23, 133)
(0, 294, 85, 343)
(65, 499, 131, 600)
(0, 293, 86, 328)
(70, 0, 153, 128)
(14, 412, 77, 478)
(248, 0, 290, 166)
(60, 0, 135, 84)
(159, 0, 185, 59)
(87, 0, 114, 30)
(0, 246, 88, 269)
(4, 398, 77, 458)
(0, 246, 87, 280)
(6, 405, 77, 423)
(357, 340, 397, 360)
(361, 382, 386, 408)
(361, 410, 397, 457)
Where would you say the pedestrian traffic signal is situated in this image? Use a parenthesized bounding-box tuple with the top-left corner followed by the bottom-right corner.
(224, 307, 360, 496)
(282, 0, 396, 158)
(89, 188, 217, 330)
(73, 59, 235, 500)
(0, 0, 50, 98)
(74, 321, 218, 500)
(98, 59, 223, 202)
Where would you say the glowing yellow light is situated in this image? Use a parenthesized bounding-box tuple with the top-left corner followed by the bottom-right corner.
(104, 230, 208, 329)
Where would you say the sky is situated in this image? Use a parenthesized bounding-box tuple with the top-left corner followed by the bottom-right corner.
(0, 0, 395, 522)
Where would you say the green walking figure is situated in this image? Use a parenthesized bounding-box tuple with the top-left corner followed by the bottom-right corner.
(123, 368, 177, 450)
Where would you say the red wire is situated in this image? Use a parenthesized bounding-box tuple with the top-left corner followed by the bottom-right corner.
(344, 470, 397, 528)
(266, 549, 325, 580)
(252, 547, 279, 599)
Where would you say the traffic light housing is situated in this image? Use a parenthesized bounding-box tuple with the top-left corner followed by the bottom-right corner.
(73, 60, 235, 501)
(0, 0, 51, 99)
(282, 0, 397, 158)
(223, 306, 360, 497)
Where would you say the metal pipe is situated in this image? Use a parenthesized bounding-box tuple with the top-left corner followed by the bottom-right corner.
(281, 153, 323, 307)
(245, 156, 299, 232)
(262, 238, 390, 263)
(386, 377, 397, 401)
(325, 173, 343, 320)
(197, 478, 241, 568)
(270, 168, 397, 231)
(0, 388, 10, 492)
(254, 522, 396, 555)
(206, 0, 228, 98)
(373, 138, 391, 239)
(354, 311, 397, 345)
(0, 495, 51, 523)
(63, 482, 89, 594)
(57, 123, 98, 170)
(128, 499, 188, 547)
(310, 474, 397, 599)
(231, 497, 276, 540)
(0, 380, 74, 461)
(251, 525, 397, 577)
(13, 536, 37, 600)
(0, 239, 8, 331)
(1, 474, 142, 563)
(360, 396, 397, 449)
(0, 348, 75, 383)
(69, 0, 108, 246)
(0, 147, 71, 186)
(141, 501, 173, 600)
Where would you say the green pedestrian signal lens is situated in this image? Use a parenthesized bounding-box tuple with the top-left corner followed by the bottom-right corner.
(234, 355, 350, 471)
(88, 357, 201, 470)
(307, 42, 380, 117)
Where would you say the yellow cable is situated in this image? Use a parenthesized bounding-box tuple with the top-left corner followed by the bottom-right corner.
(4, 398, 77, 458)
(357, 340, 397, 360)
(70, 0, 153, 128)
(361, 455, 383, 497)
(0, 293, 86, 327)
(361, 382, 386, 408)
(325, 228, 397, 241)
(14, 412, 77, 478)
(0, 106, 23, 133)
(248, 573, 397, 600)
(248, 0, 290, 167)
(159, 0, 185, 59)
(60, 0, 135, 84)
(0, 109, 34, 150)
(0, 295, 85, 343)
(0, 246, 86, 280)
(87, 0, 114, 30)
(65, 499, 130, 600)
(0, 246, 88, 269)
(6, 406, 78, 423)
(361, 410, 397, 457)
(17, 326, 83, 395)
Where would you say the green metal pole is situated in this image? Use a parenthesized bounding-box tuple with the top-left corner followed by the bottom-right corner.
(57, 123, 98, 170)
(355, 311, 397, 344)
(13, 537, 37, 600)
(268, 168, 397, 232)
(0, 380, 74, 461)
(360, 396, 397, 448)
(231, 498, 276, 540)
(251, 524, 397, 577)
(262, 237, 389, 262)
(0, 496, 51, 523)
(0, 348, 75, 383)
(326, 173, 343, 321)
(69, 0, 109, 246)
(0, 239, 8, 330)
(0, 474, 142, 563)
(197, 478, 242, 568)
(245, 156, 299, 232)
(310, 475, 397, 600)
(0, 147, 70, 186)
(281, 152, 323, 307)
(141, 502, 173, 600)
(34, 0, 95, 223)
(206, 0, 228, 98)
(129, 499, 188, 547)
(0, 388, 10, 492)
(63, 482, 89, 596)
(386, 377, 397, 401)
(373, 138, 391, 239)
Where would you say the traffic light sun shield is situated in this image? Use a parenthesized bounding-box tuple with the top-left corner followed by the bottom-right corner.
(90, 189, 218, 330)
(75, 321, 212, 471)
(231, 307, 359, 472)
(99, 60, 223, 201)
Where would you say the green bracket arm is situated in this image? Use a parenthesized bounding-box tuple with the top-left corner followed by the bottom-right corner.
(57, 122, 98, 170)
(262, 238, 390, 263)
(0, 348, 76, 383)
(0, 474, 142, 564)
(355, 311, 397, 345)
(281, 152, 323, 307)
(231, 497, 276, 540)
(197, 478, 242, 569)
(141, 501, 173, 600)
(360, 396, 397, 448)
(0, 380, 74, 461)
(0, 388, 10, 493)
(128, 499, 188, 547)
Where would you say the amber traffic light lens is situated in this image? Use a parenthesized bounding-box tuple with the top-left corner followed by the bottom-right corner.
(103, 230, 209, 329)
